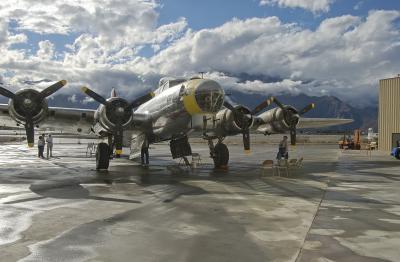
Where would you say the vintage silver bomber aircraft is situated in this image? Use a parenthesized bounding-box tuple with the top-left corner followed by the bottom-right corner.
(0, 77, 352, 170)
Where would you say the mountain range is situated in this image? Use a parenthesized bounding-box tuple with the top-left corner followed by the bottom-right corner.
(0, 90, 378, 132)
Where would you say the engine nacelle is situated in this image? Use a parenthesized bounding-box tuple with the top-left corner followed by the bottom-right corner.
(257, 106, 299, 134)
(8, 89, 48, 125)
(215, 105, 254, 136)
(95, 97, 133, 132)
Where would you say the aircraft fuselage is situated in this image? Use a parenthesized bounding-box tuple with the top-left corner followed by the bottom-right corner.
(135, 78, 224, 141)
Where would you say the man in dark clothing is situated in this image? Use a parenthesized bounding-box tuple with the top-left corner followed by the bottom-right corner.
(141, 136, 149, 166)
(277, 135, 289, 160)
(38, 136, 45, 158)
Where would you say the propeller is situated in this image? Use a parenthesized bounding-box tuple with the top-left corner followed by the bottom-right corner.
(0, 86, 16, 99)
(223, 97, 275, 152)
(223, 95, 315, 149)
(81, 86, 154, 154)
(0, 80, 67, 147)
(131, 92, 155, 108)
(81, 86, 107, 105)
(268, 96, 314, 146)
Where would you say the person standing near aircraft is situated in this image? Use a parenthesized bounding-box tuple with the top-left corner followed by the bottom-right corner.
(141, 136, 149, 166)
(277, 135, 289, 160)
(46, 134, 53, 158)
(38, 136, 45, 158)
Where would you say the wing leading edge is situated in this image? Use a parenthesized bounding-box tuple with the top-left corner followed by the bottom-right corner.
(296, 118, 353, 129)
(0, 103, 96, 133)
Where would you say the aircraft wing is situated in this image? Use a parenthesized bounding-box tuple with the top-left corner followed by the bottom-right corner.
(0, 103, 95, 133)
(297, 118, 353, 129)
(0, 104, 16, 127)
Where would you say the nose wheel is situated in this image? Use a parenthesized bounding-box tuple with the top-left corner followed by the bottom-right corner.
(205, 137, 229, 169)
(213, 143, 229, 169)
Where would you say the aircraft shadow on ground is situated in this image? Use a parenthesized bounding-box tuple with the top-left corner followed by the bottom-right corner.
(2, 156, 398, 206)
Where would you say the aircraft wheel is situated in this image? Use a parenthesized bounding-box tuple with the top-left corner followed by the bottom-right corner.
(96, 142, 110, 170)
(213, 143, 229, 169)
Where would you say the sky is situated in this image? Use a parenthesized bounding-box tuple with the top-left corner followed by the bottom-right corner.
(0, 0, 399, 107)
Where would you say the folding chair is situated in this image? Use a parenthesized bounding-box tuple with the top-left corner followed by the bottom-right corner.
(178, 156, 191, 167)
(276, 159, 289, 177)
(288, 159, 297, 167)
(191, 153, 202, 168)
(86, 142, 96, 157)
(295, 157, 304, 168)
(261, 160, 275, 176)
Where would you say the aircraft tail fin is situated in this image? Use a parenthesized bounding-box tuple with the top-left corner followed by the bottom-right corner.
(111, 88, 117, 98)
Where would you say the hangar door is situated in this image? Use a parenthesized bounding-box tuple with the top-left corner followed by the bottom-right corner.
(392, 133, 400, 148)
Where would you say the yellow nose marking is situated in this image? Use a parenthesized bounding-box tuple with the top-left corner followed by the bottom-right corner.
(182, 80, 203, 115)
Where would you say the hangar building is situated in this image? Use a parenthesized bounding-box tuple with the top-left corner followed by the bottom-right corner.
(379, 75, 400, 151)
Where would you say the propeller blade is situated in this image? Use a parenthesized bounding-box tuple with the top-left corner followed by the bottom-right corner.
(0, 86, 16, 99)
(298, 103, 315, 115)
(80, 86, 107, 105)
(40, 80, 67, 98)
(290, 128, 296, 146)
(223, 101, 236, 111)
(224, 101, 246, 119)
(114, 128, 123, 155)
(251, 97, 274, 115)
(243, 130, 251, 152)
(270, 96, 285, 109)
(130, 92, 155, 108)
(25, 120, 35, 147)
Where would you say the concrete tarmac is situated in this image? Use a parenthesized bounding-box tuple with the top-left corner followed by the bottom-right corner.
(0, 141, 399, 262)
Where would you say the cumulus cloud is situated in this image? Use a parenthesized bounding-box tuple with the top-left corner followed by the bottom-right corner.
(134, 10, 400, 106)
(0, 18, 27, 48)
(0, 0, 187, 51)
(0, 1, 156, 35)
(260, 0, 335, 13)
(37, 40, 55, 60)
(0, 0, 186, 96)
(206, 72, 302, 95)
(0, 1, 398, 108)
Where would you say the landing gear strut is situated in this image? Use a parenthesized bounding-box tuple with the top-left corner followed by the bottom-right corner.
(206, 137, 229, 169)
(96, 142, 110, 170)
(107, 134, 121, 158)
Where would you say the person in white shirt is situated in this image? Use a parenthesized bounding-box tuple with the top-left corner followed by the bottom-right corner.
(277, 135, 289, 160)
(46, 134, 53, 158)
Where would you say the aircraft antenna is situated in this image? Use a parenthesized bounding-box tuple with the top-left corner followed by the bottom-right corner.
(199, 72, 205, 79)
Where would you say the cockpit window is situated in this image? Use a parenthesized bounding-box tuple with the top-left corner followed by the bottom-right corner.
(195, 81, 224, 113)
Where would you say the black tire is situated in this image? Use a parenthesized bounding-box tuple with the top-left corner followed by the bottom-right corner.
(96, 143, 110, 170)
(213, 143, 229, 168)
(395, 149, 400, 160)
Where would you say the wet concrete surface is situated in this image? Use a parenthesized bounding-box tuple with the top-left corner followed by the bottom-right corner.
(0, 140, 399, 261)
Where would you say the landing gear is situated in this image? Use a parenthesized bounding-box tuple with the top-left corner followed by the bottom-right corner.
(108, 134, 121, 158)
(213, 143, 229, 168)
(96, 142, 110, 170)
(205, 137, 229, 169)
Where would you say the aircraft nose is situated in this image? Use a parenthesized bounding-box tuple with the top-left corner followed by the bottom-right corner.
(194, 80, 224, 113)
